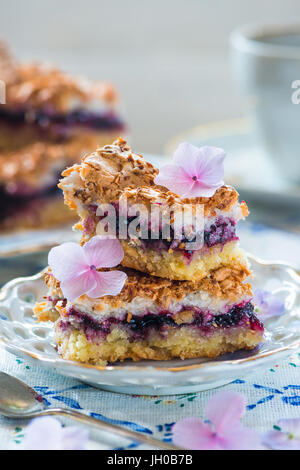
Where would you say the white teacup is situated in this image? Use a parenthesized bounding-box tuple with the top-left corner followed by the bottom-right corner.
(230, 23, 300, 185)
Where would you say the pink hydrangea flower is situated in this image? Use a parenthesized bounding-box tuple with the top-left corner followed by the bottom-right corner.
(48, 236, 127, 302)
(263, 419, 300, 450)
(154, 142, 225, 198)
(23, 416, 89, 450)
(253, 289, 285, 319)
(172, 391, 261, 450)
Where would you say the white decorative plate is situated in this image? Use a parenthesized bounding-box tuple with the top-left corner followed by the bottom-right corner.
(0, 255, 299, 395)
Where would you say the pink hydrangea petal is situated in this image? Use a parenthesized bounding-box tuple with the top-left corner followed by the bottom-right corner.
(173, 142, 202, 176)
(220, 423, 263, 450)
(184, 181, 222, 198)
(48, 243, 88, 282)
(62, 427, 89, 450)
(253, 289, 285, 318)
(154, 164, 194, 195)
(253, 288, 265, 305)
(173, 143, 225, 185)
(194, 146, 225, 184)
(61, 271, 97, 302)
(157, 143, 225, 198)
(172, 418, 221, 450)
(87, 270, 127, 298)
(23, 417, 89, 450)
(23, 417, 63, 450)
(206, 391, 246, 435)
(263, 430, 300, 450)
(83, 236, 124, 268)
(278, 418, 300, 437)
(263, 296, 285, 318)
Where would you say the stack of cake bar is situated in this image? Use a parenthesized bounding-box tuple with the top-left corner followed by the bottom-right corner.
(0, 42, 125, 231)
(34, 138, 264, 365)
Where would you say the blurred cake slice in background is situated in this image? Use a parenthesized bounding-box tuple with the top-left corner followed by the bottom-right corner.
(0, 41, 126, 231)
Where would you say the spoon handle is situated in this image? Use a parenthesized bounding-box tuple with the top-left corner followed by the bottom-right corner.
(36, 408, 180, 450)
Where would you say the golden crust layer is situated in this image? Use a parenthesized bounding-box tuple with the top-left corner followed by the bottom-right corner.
(62, 138, 159, 204)
(119, 239, 249, 282)
(44, 262, 252, 311)
(60, 138, 246, 218)
(54, 323, 262, 364)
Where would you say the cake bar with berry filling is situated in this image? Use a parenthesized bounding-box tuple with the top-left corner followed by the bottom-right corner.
(0, 42, 125, 231)
(34, 265, 263, 365)
(59, 138, 249, 281)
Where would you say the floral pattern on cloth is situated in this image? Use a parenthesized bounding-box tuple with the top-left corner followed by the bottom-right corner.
(1, 351, 300, 449)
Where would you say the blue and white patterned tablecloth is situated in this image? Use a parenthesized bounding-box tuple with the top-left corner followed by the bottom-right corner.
(0, 222, 300, 450)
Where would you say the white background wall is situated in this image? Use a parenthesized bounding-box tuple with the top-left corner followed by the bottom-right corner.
(1, 0, 299, 153)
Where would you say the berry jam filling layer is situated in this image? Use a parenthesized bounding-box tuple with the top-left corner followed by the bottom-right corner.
(57, 302, 263, 342)
(84, 204, 238, 254)
(0, 108, 125, 135)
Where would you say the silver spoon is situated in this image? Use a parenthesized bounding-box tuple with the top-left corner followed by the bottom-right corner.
(0, 371, 181, 450)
